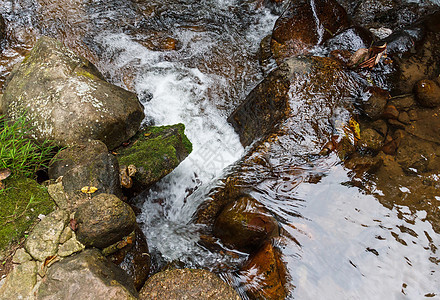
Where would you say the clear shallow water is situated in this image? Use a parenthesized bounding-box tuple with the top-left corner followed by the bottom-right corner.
(1, 0, 440, 298)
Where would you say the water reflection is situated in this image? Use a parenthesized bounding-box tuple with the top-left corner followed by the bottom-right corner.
(280, 155, 440, 299)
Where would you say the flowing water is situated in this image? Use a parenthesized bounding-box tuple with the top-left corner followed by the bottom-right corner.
(1, 0, 440, 298)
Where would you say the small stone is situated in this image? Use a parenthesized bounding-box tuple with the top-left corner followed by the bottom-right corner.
(371, 119, 388, 136)
(0, 260, 37, 299)
(25, 209, 69, 261)
(382, 105, 399, 119)
(59, 226, 73, 244)
(408, 109, 418, 121)
(388, 119, 406, 129)
(47, 182, 69, 211)
(362, 87, 389, 119)
(414, 79, 440, 108)
(398, 111, 411, 124)
(12, 248, 32, 264)
(359, 128, 384, 152)
(57, 235, 85, 257)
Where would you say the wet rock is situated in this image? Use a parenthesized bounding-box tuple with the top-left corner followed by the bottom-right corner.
(117, 124, 192, 190)
(344, 152, 384, 176)
(325, 26, 374, 53)
(228, 56, 356, 147)
(107, 226, 151, 291)
(48, 140, 121, 211)
(414, 79, 440, 108)
(213, 195, 279, 253)
(139, 268, 240, 300)
(259, 34, 274, 76)
(37, 249, 138, 299)
(138, 32, 181, 51)
(0, 177, 56, 252)
(0, 260, 37, 300)
(0, 14, 5, 47)
(75, 193, 136, 248)
(25, 209, 69, 261)
(270, 0, 349, 63)
(1, 36, 145, 149)
(361, 87, 389, 120)
(239, 242, 288, 300)
(358, 128, 384, 152)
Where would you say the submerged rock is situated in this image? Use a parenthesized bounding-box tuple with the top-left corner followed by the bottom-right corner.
(1, 36, 145, 149)
(24, 209, 69, 261)
(117, 124, 192, 190)
(37, 249, 138, 300)
(48, 140, 121, 211)
(270, 0, 349, 62)
(75, 193, 136, 248)
(139, 268, 240, 300)
(239, 242, 288, 300)
(414, 79, 440, 108)
(213, 195, 279, 253)
(0, 14, 5, 47)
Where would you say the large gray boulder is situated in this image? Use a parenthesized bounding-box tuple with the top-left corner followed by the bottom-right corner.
(1, 36, 145, 149)
(37, 249, 138, 300)
(75, 193, 136, 248)
(139, 269, 240, 300)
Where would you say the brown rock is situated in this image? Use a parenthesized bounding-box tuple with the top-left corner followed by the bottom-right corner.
(414, 79, 440, 108)
(358, 128, 384, 152)
(107, 226, 151, 291)
(240, 242, 288, 300)
(382, 105, 399, 119)
(75, 194, 136, 248)
(270, 0, 349, 62)
(362, 87, 390, 120)
(139, 269, 240, 300)
(213, 195, 279, 253)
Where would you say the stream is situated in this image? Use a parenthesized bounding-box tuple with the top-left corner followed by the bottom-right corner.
(1, 0, 440, 298)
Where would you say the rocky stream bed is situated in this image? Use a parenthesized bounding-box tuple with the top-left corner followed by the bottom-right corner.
(1, 0, 440, 299)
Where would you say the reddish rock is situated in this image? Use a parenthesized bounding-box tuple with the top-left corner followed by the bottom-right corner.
(240, 242, 288, 300)
(382, 105, 399, 119)
(270, 0, 349, 63)
(108, 226, 151, 291)
(213, 195, 279, 253)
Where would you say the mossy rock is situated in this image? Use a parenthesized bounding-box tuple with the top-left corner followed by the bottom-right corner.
(0, 177, 55, 255)
(117, 124, 192, 189)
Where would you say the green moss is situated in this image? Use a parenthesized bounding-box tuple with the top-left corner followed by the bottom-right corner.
(0, 177, 55, 252)
(117, 124, 192, 186)
(74, 69, 98, 80)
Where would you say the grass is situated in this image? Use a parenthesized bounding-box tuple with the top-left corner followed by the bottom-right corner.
(0, 114, 57, 178)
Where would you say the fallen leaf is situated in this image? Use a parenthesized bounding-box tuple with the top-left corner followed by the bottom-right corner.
(81, 186, 98, 194)
(349, 118, 361, 140)
(43, 255, 58, 268)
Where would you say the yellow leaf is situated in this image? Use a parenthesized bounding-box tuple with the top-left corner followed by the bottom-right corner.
(81, 186, 98, 194)
(348, 118, 361, 140)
